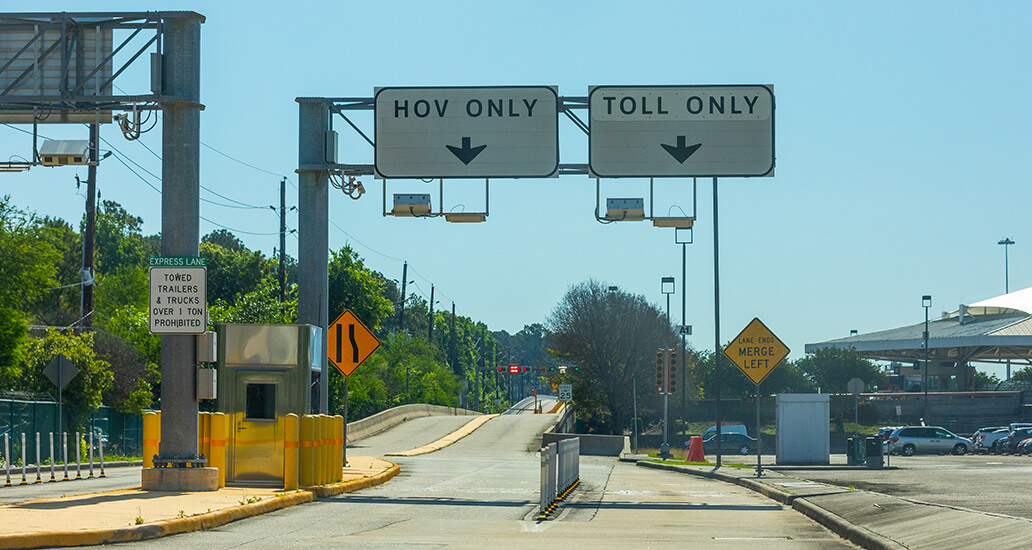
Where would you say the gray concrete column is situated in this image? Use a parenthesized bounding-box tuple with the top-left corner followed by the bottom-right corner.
(297, 99, 330, 414)
(157, 14, 202, 464)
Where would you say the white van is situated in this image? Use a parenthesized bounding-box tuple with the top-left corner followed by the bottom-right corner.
(700, 424, 747, 440)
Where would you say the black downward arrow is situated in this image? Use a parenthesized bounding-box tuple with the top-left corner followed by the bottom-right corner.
(661, 136, 702, 164)
(446, 137, 487, 165)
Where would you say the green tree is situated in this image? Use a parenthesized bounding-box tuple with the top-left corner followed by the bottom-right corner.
(22, 329, 113, 426)
(327, 245, 394, 333)
(200, 238, 271, 305)
(974, 370, 1001, 391)
(547, 280, 673, 434)
(27, 217, 82, 328)
(796, 347, 886, 393)
(0, 197, 60, 374)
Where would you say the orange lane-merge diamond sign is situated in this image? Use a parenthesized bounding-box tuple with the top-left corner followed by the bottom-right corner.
(327, 310, 381, 377)
(723, 317, 790, 386)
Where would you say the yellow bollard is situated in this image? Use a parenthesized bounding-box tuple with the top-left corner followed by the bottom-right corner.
(300, 415, 314, 487)
(156, 410, 161, 458)
(210, 412, 227, 488)
(318, 415, 328, 485)
(284, 414, 299, 490)
(142, 412, 158, 469)
(333, 415, 344, 482)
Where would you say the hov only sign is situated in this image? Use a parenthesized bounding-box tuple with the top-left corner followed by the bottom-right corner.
(588, 85, 775, 178)
(723, 318, 789, 386)
(374, 86, 559, 179)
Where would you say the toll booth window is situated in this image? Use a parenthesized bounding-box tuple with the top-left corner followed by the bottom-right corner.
(245, 383, 276, 420)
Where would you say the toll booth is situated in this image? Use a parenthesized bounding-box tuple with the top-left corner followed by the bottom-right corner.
(215, 324, 322, 485)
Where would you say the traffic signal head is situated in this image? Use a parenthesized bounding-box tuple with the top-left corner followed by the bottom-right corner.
(522, 366, 530, 373)
(548, 366, 555, 372)
(655, 349, 667, 394)
(668, 348, 678, 394)
(497, 366, 505, 372)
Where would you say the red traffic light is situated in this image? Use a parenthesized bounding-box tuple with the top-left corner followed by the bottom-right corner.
(497, 366, 505, 372)
(509, 364, 519, 374)
(522, 366, 530, 372)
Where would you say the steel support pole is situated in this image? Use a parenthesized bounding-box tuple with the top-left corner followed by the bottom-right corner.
(712, 177, 723, 466)
(756, 385, 762, 477)
(157, 14, 202, 465)
(632, 376, 638, 454)
(81, 123, 98, 332)
(298, 98, 331, 414)
(681, 243, 687, 408)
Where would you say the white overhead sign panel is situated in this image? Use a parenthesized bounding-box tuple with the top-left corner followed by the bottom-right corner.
(589, 85, 774, 178)
(374, 86, 559, 179)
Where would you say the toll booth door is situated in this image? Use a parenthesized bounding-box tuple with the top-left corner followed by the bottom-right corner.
(231, 373, 286, 484)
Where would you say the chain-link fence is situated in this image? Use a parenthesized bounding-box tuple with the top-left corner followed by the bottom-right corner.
(1, 395, 145, 467)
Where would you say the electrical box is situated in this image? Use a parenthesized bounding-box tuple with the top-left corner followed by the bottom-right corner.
(39, 140, 89, 166)
(606, 198, 645, 220)
(325, 130, 338, 164)
(150, 52, 163, 95)
(196, 331, 217, 363)
(393, 194, 432, 216)
(196, 367, 217, 400)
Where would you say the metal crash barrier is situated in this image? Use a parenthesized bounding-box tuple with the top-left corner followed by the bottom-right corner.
(2, 428, 107, 487)
(539, 437, 580, 517)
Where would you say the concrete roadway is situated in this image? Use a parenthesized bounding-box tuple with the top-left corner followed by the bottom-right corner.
(94, 411, 856, 549)
(770, 452, 1032, 521)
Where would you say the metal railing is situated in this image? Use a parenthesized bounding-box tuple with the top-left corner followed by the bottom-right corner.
(539, 437, 579, 517)
(2, 431, 105, 486)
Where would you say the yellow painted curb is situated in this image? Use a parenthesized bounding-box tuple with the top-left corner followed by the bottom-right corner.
(0, 461, 401, 550)
(0, 491, 314, 550)
(385, 414, 499, 457)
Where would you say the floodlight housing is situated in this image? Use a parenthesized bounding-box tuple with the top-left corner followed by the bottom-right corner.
(39, 140, 89, 166)
(392, 194, 431, 216)
(444, 213, 486, 223)
(652, 216, 695, 228)
(605, 198, 645, 221)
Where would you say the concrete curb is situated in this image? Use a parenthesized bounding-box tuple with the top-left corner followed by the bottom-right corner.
(385, 414, 498, 456)
(634, 460, 905, 550)
(0, 460, 401, 550)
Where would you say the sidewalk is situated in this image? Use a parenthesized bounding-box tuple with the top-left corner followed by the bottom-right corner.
(0, 457, 398, 550)
(626, 455, 1032, 550)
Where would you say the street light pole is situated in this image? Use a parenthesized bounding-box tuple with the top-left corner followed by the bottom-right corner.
(661, 278, 675, 459)
(675, 227, 693, 409)
(922, 295, 931, 422)
(999, 238, 1015, 379)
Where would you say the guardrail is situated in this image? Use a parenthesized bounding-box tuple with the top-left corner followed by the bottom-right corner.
(539, 437, 579, 517)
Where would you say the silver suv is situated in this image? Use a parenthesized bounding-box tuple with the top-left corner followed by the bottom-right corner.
(888, 426, 970, 456)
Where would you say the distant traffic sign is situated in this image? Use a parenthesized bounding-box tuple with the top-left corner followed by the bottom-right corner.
(723, 318, 789, 386)
(558, 383, 572, 401)
(588, 85, 774, 178)
(374, 86, 559, 179)
(43, 354, 77, 390)
(327, 310, 381, 377)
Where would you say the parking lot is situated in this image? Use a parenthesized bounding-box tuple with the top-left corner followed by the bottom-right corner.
(768, 452, 1032, 520)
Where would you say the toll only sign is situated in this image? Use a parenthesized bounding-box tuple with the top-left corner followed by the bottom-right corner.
(149, 256, 207, 334)
(723, 318, 789, 386)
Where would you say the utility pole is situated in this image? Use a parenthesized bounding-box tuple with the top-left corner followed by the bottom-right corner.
(477, 325, 485, 411)
(428, 285, 435, 341)
(398, 261, 408, 332)
(278, 177, 287, 303)
(80, 123, 99, 332)
(450, 302, 458, 376)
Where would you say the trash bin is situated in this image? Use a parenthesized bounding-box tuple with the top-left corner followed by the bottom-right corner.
(846, 437, 856, 465)
(865, 437, 883, 469)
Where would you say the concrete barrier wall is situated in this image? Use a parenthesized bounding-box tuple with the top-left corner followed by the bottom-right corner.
(543, 432, 629, 456)
(346, 404, 480, 444)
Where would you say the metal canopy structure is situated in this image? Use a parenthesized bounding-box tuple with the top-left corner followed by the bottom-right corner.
(805, 287, 1032, 368)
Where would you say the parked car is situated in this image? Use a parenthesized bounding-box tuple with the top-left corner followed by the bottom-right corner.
(1017, 437, 1032, 455)
(978, 428, 1011, 454)
(888, 426, 971, 456)
(699, 424, 748, 440)
(1001, 427, 1032, 454)
(971, 426, 1007, 451)
(699, 432, 757, 455)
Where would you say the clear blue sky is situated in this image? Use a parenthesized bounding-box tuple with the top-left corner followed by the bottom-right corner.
(3, 1, 1030, 379)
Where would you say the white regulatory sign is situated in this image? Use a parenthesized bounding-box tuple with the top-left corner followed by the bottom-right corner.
(589, 85, 774, 178)
(558, 383, 573, 401)
(374, 86, 559, 179)
(148, 256, 207, 334)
